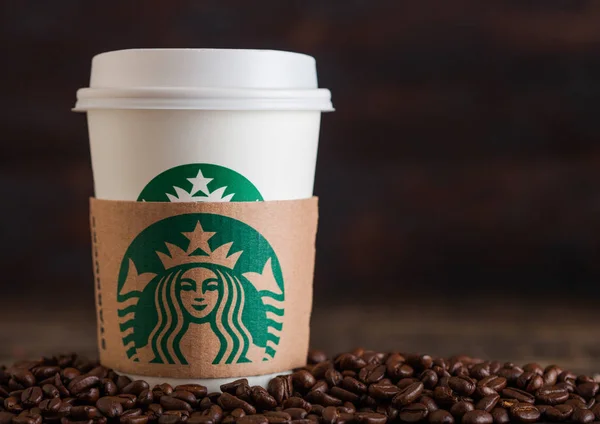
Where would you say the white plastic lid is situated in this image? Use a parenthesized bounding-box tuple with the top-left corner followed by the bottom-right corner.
(74, 49, 333, 111)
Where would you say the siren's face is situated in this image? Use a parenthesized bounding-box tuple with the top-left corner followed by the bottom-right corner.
(179, 266, 221, 321)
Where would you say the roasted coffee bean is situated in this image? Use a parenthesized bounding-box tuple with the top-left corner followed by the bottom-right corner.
(546, 404, 574, 421)
(86, 367, 108, 380)
(4, 396, 23, 413)
(249, 386, 277, 410)
(0, 412, 15, 424)
(96, 396, 124, 418)
(12, 370, 36, 388)
(61, 368, 80, 381)
(419, 395, 438, 412)
(450, 400, 474, 419)
(319, 406, 338, 423)
(217, 393, 255, 415)
(115, 393, 138, 409)
(172, 391, 197, 407)
(161, 394, 194, 413)
(421, 370, 439, 389)
(137, 389, 154, 407)
(448, 376, 476, 396)
(516, 372, 543, 393)
(122, 381, 150, 396)
(77, 387, 100, 404)
(307, 350, 327, 365)
(428, 409, 454, 424)
(32, 366, 61, 381)
(324, 370, 343, 387)
(116, 376, 132, 391)
(399, 403, 429, 422)
(500, 387, 534, 404)
(536, 386, 569, 405)
(283, 396, 312, 412)
(577, 382, 599, 400)
(291, 370, 316, 392)
(391, 381, 424, 407)
(462, 410, 493, 424)
(490, 407, 509, 424)
(67, 376, 99, 396)
(510, 403, 540, 423)
(475, 394, 499, 412)
(219, 379, 248, 396)
(173, 385, 206, 399)
(305, 391, 342, 407)
(397, 377, 419, 389)
(237, 415, 268, 424)
(354, 412, 386, 424)
(592, 403, 600, 420)
(12, 413, 42, 424)
(357, 364, 386, 385)
(70, 405, 101, 420)
(522, 363, 544, 376)
(121, 416, 149, 424)
(329, 387, 359, 403)
(572, 407, 595, 423)
(21, 386, 43, 407)
(268, 377, 292, 404)
(283, 408, 307, 420)
(335, 354, 366, 371)
(478, 376, 507, 392)
(39, 397, 62, 413)
(544, 369, 559, 387)
(433, 386, 457, 406)
(340, 377, 366, 395)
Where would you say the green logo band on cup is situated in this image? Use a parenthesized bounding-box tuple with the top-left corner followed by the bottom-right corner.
(138, 164, 263, 202)
(117, 213, 284, 366)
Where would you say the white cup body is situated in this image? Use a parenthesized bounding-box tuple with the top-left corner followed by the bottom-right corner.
(88, 109, 322, 202)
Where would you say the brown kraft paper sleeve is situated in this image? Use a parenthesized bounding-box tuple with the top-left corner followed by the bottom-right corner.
(90, 197, 318, 379)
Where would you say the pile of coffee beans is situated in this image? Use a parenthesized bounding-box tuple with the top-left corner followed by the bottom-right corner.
(1, 351, 600, 424)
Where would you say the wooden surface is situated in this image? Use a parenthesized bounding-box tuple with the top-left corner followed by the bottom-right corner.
(1, 1, 600, 370)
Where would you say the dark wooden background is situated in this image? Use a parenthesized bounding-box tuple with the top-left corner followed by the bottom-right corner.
(1, 0, 599, 373)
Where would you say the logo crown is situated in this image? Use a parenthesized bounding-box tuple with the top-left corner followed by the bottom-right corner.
(156, 221, 242, 269)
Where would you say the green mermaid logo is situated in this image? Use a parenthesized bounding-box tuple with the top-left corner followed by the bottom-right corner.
(117, 214, 284, 365)
(138, 164, 263, 202)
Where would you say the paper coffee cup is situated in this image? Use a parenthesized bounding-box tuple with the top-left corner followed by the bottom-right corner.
(74, 49, 332, 390)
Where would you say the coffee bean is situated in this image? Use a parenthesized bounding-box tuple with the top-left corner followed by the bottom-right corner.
(305, 391, 342, 407)
(284, 408, 307, 420)
(86, 366, 108, 380)
(76, 387, 100, 404)
(67, 376, 99, 396)
(577, 382, 599, 400)
(516, 372, 543, 393)
(217, 393, 255, 415)
(450, 400, 474, 419)
(341, 377, 366, 395)
(358, 364, 386, 385)
(421, 370, 439, 389)
(497, 366, 524, 383)
(546, 404, 574, 421)
(433, 386, 457, 406)
(391, 381, 424, 407)
(490, 407, 509, 424)
(592, 403, 600, 420)
(354, 412, 387, 424)
(387, 362, 414, 380)
(12, 413, 42, 424)
(0, 412, 15, 424)
(399, 403, 429, 422)
(21, 386, 43, 407)
(419, 395, 439, 412)
(335, 354, 366, 371)
(96, 397, 124, 418)
(4, 396, 23, 413)
(426, 409, 453, 424)
(522, 363, 544, 376)
(41, 383, 61, 399)
(324, 370, 343, 387)
(268, 377, 292, 404)
(478, 376, 507, 392)
(462, 410, 493, 424)
(536, 386, 569, 405)
(122, 416, 149, 424)
(173, 385, 206, 399)
(500, 387, 534, 404)
(32, 366, 61, 381)
(115, 393, 137, 409)
(122, 381, 149, 396)
(307, 350, 327, 365)
(329, 387, 359, 403)
(572, 407, 595, 423)
(283, 396, 312, 412)
(544, 369, 559, 387)
(475, 394, 499, 412)
(116, 376, 132, 391)
(448, 376, 476, 396)
(319, 406, 338, 423)
(510, 403, 540, 423)
(470, 364, 491, 381)
(71, 405, 101, 420)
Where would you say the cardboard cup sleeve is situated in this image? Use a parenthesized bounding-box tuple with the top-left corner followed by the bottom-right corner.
(90, 197, 318, 379)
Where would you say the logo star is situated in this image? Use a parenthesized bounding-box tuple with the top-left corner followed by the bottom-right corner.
(182, 221, 215, 255)
(187, 169, 213, 197)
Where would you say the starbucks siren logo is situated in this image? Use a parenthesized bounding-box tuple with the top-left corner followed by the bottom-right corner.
(117, 213, 284, 365)
(138, 164, 263, 202)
